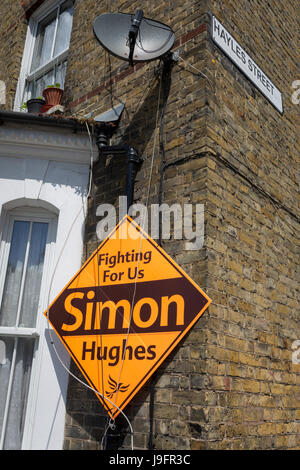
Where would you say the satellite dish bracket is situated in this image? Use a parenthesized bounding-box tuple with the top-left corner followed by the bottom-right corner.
(128, 9, 144, 66)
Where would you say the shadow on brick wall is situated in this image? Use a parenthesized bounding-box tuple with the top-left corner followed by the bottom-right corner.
(84, 78, 163, 246)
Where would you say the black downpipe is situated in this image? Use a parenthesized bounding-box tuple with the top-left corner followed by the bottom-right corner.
(126, 146, 141, 210)
(96, 124, 142, 211)
(95, 128, 141, 449)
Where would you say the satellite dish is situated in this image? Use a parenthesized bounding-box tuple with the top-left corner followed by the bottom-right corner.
(93, 11, 175, 65)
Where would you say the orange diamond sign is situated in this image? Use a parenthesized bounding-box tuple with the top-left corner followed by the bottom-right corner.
(44, 215, 211, 419)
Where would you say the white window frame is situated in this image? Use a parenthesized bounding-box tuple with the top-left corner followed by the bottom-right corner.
(14, 0, 74, 111)
(0, 207, 57, 450)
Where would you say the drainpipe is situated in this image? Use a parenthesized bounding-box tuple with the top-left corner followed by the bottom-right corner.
(96, 123, 142, 211)
(126, 146, 141, 210)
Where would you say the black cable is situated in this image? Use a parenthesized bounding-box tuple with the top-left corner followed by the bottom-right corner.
(148, 380, 155, 450)
(158, 55, 173, 244)
(164, 150, 300, 226)
(137, 26, 174, 55)
(148, 54, 174, 451)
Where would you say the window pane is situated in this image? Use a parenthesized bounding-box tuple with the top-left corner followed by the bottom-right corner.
(3, 338, 35, 450)
(19, 223, 48, 328)
(0, 222, 30, 327)
(25, 2, 74, 102)
(54, 60, 67, 88)
(27, 69, 54, 100)
(26, 60, 67, 99)
(39, 18, 56, 66)
(54, 1, 74, 57)
(31, 10, 57, 72)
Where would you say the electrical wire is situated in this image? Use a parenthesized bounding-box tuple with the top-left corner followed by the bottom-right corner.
(174, 56, 299, 233)
(136, 26, 174, 55)
(92, 62, 164, 444)
(44, 58, 164, 451)
(86, 121, 108, 428)
(86, 71, 163, 442)
(158, 58, 172, 236)
(177, 55, 214, 89)
(85, 122, 95, 201)
(148, 56, 173, 450)
(45, 122, 134, 450)
(143, 18, 172, 32)
(88, 118, 126, 445)
(45, 31, 299, 448)
(164, 149, 300, 236)
(108, 64, 164, 424)
(45, 73, 164, 446)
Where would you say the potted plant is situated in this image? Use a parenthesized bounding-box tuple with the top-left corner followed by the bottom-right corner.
(42, 83, 64, 106)
(20, 97, 46, 113)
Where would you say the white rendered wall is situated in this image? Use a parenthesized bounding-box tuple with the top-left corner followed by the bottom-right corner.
(0, 123, 96, 450)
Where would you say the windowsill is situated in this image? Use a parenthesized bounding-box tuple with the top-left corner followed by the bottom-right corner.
(0, 327, 39, 338)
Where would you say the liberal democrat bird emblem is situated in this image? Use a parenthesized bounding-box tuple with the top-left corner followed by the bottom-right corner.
(106, 375, 130, 399)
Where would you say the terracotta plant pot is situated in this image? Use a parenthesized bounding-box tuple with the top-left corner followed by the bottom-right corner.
(27, 98, 46, 113)
(42, 87, 64, 106)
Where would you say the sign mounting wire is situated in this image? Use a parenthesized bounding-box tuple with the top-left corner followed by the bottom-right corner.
(45, 122, 134, 450)
(109, 65, 164, 425)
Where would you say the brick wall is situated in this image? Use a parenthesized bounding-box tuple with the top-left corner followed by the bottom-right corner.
(63, 0, 300, 451)
(200, 150, 300, 448)
(64, 0, 213, 450)
(201, 0, 300, 448)
(0, 0, 31, 109)
(0, 0, 299, 450)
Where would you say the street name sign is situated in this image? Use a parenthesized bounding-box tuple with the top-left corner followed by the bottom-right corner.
(44, 215, 211, 419)
(212, 15, 283, 113)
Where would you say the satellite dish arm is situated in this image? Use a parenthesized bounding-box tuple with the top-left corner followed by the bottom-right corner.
(128, 9, 144, 66)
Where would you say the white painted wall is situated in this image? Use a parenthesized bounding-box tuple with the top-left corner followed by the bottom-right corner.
(0, 122, 97, 449)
